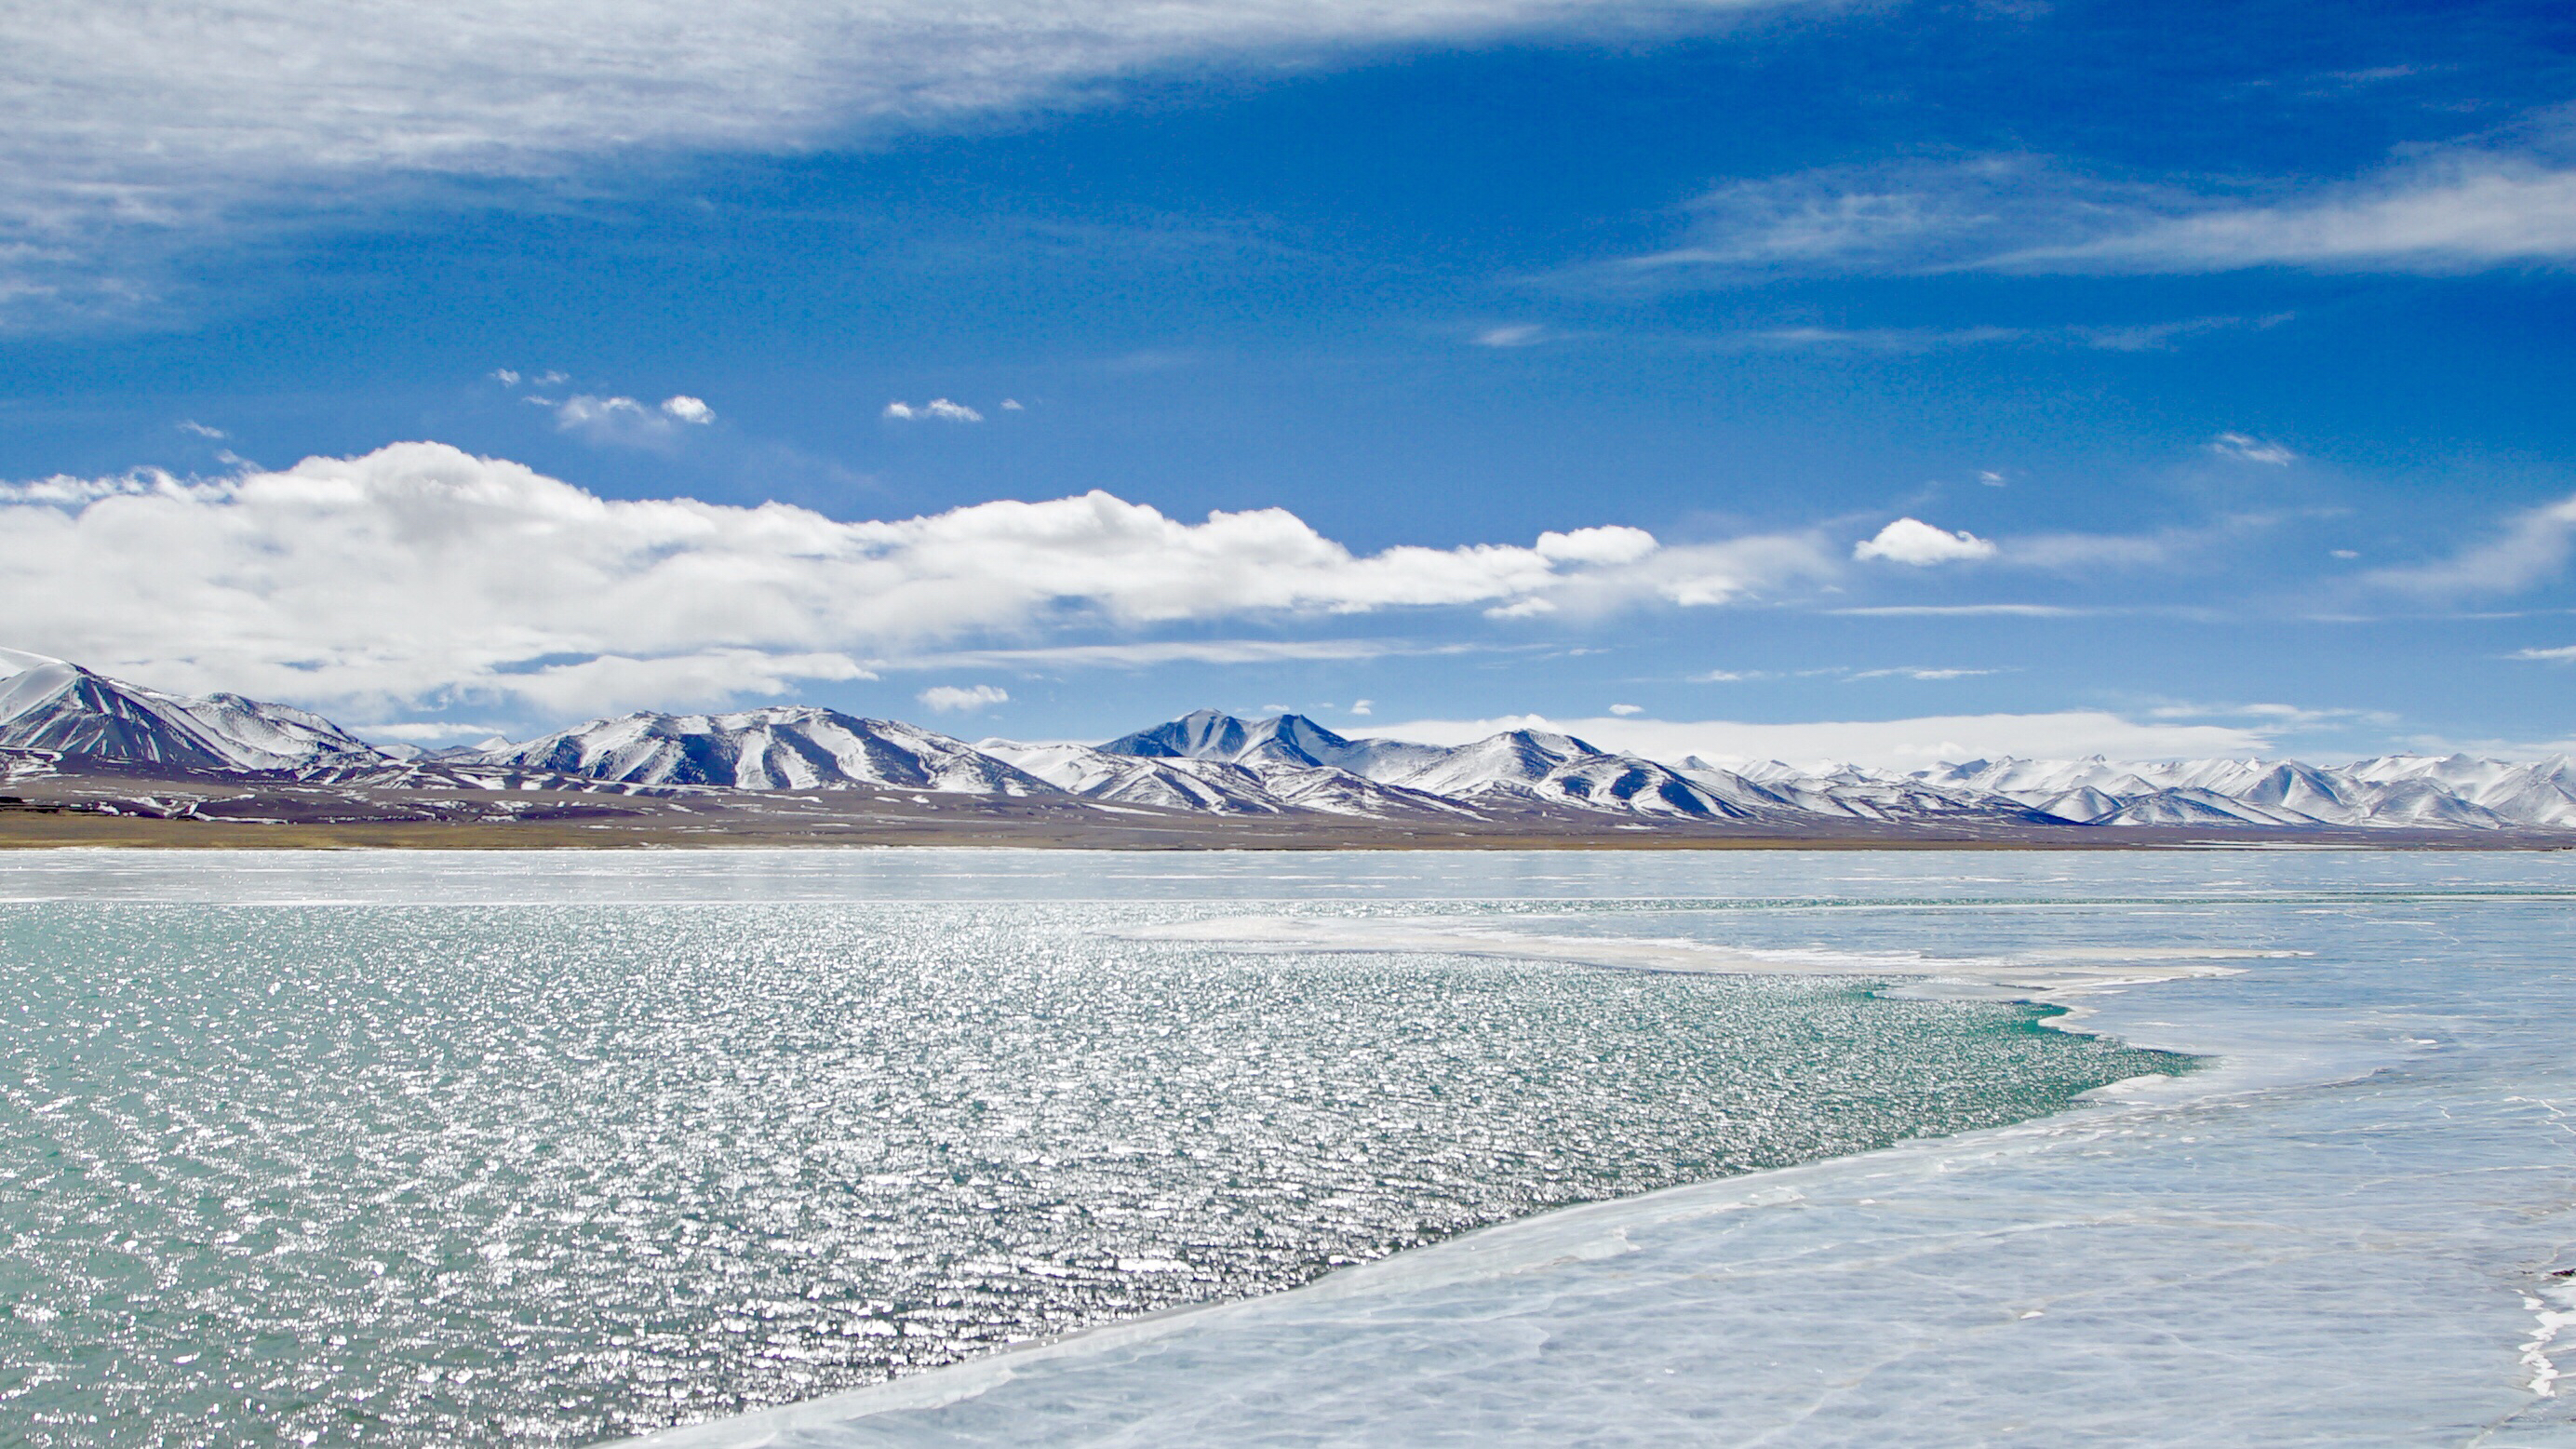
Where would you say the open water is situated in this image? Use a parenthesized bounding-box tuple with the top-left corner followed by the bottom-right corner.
(7, 849, 2569, 1447)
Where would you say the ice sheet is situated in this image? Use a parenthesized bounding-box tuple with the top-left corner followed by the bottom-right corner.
(617, 856, 2576, 1448)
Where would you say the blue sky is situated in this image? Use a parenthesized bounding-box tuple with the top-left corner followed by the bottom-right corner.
(2, 0, 2572, 764)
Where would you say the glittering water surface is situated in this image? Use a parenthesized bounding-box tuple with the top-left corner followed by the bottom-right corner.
(0, 855, 2184, 1446)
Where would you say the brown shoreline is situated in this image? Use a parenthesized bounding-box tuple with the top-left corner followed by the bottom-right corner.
(3, 812, 2565, 852)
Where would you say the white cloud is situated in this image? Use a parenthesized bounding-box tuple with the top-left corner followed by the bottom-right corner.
(1848, 666, 1997, 680)
(0, 442, 1810, 717)
(1978, 470, 2006, 487)
(918, 683, 1009, 712)
(1828, 604, 2081, 617)
(490, 369, 520, 386)
(661, 395, 715, 424)
(2368, 491, 2576, 596)
(2512, 644, 2576, 663)
(1633, 159, 2046, 272)
(1534, 525, 1657, 565)
(2209, 431, 2294, 465)
(1348, 698, 1372, 716)
(358, 720, 516, 742)
(2002, 159, 2576, 274)
(1853, 517, 1997, 566)
(882, 399, 980, 421)
(1622, 151, 2576, 286)
(553, 394, 698, 447)
(1608, 703, 1644, 716)
(0, 0, 1800, 302)
(177, 419, 225, 439)
(1690, 668, 1772, 681)
(1474, 324, 1548, 347)
(1001, 398, 1024, 410)
(909, 639, 1460, 669)
(1361, 711, 2280, 770)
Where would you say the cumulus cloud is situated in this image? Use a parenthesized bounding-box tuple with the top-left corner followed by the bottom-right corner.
(2209, 432, 2294, 465)
(1360, 711, 2280, 770)
(541, 392, 714, 444)
(885, 398, 984, 422)
(1607, 703, 1644, 716)
(918, 683, 1009, 712)
(1853, 517, 1997, 566)
(2368, 490, 2576, 596)
(1533, 525, 1658, 566)
(0, 442, 1818, 717)
(1348, 698, 1372, 716)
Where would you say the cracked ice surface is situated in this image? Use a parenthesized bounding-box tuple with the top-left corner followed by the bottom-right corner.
(621, 852, 2576, 1449)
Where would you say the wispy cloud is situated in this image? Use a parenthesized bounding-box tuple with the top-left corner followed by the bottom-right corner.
(899, 639, 1468, 669)
(1828, 604, 2084, 617)
(1714, 317, 2267, 354)
(1847, 666, 1999, 681)
(2368, 490, 2576, 596)
(918, 683, 1009, 712)
(2207, 431, 2295, 465)
(176, 419, 225, 439)
(1998, 159, 2576, 274)
(2511, 644, 2576, 662)
(1617, 149, 2576, 284)
(1362, 711, 2279, 770)
(0, 0, 1806, 308)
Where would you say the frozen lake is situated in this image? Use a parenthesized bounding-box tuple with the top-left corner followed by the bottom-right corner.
(1, 849, 2570, 1444)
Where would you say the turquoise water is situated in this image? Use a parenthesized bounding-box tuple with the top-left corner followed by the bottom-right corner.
(0, 853, 2184, 1446)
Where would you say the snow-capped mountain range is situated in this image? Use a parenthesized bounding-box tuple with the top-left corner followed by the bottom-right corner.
(0, 650, 385, 774)
(5, 651, 2572, 833)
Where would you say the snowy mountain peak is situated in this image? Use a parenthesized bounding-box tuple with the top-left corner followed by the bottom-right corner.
(468, 705, 1054, 794)
(5, 651, 2571, 836)
(1104, 710, 1347, 767)
(0, 657, 388, 773)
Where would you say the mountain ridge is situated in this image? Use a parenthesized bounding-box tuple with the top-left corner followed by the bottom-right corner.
(5, 653, 2570, 836)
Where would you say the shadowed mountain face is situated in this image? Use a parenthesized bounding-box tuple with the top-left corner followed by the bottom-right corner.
(5, 654, 2573, 834)
(1101, 709, 1442, 779)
